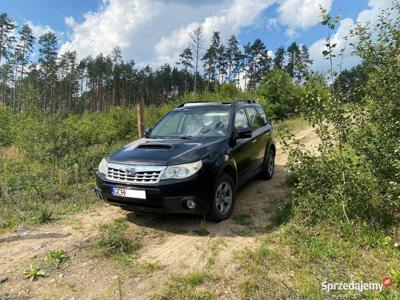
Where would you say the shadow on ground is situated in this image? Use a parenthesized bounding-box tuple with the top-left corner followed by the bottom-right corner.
(125, 165, 289, 238)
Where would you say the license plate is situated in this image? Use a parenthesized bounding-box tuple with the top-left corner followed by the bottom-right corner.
(111, 187, 146, 199)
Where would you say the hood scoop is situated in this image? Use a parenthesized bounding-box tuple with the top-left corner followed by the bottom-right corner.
(136, 143, 173, 150)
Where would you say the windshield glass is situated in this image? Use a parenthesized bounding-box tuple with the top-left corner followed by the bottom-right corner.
(149, 109, 230, 138)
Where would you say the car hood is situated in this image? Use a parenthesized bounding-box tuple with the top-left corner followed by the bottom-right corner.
(108, 137, 227, 165)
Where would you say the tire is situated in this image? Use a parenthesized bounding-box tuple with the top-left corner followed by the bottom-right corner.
(206, 173, 235, 222)
(261, 147, 275, 180)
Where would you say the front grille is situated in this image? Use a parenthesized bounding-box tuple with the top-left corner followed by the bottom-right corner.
(106, 163, 165, 185)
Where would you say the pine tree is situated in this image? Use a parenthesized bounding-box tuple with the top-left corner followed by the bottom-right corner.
(15, 24, 35, 81)
(0, 13, 16, 103)
(286, 42, 300, 79)
(226, 35, 242, 86)
(273, 46, 286, 70)
(202, 31, 220, 90)
(298, 44, 313, 80)
(38, 32, 58, 112)
(189, 25, 202, 94)
(177, 47, 193, 92)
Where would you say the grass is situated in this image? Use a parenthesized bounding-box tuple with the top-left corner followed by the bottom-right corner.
(206, 238, 226, 268)
(235, 223, 400, 299)
(96, 219, 142, 261)
(274, 117, 308, 138)
(233, 214, 252, 226)
(193, 219, 209, 236)
(158, 271, 217, 300)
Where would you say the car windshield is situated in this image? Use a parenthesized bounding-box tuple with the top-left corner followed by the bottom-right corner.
(149, 109, 230, 139)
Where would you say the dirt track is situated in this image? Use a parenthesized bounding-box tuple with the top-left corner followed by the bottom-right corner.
(0, 127, 318, 299)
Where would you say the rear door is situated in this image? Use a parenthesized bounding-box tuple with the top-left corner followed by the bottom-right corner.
(255, 106, 273, 162)
(245, 106, 268, 171)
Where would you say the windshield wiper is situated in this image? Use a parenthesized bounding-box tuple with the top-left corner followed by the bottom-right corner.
(179, 136, 193, 140)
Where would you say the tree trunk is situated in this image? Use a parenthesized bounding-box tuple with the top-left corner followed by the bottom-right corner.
(136, 99, 144, 139)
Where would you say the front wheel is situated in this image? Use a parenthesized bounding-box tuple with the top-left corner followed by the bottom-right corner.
(261, 148, 275, 180)
(206, 173, 235, 222)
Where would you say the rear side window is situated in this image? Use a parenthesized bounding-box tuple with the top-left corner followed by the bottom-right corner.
(245, 107, 264, 130)
(256, 107, 268, 124)
(234, 108, 249, 130)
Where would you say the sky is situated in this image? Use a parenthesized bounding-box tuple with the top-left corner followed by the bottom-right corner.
(1, 0, 396, 74)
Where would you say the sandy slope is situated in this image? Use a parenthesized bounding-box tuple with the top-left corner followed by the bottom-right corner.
(0, 127, 318, 299)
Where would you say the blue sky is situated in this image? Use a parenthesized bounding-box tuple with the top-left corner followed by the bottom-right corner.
(0, 0, 393, 72)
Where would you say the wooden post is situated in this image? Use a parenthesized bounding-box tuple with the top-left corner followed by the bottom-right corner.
(136, 100, 144, 138)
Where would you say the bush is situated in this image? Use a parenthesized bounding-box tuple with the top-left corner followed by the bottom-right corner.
(257, 70, 303, 120)
(0, 104, 13, 146)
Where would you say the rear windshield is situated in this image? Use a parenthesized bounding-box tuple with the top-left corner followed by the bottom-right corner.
(149, 109, 230, 138)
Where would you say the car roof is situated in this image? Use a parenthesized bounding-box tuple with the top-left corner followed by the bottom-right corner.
(174, 100, 261, 111)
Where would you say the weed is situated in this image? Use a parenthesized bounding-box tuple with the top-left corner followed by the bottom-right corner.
(193, 219, 209, 236)
(46, 250, 66, 267)
(36, 207, 53, 224)
(96, 219, 141, 259)
(23, 265, 46, 281)
(233, 214, 252, 226)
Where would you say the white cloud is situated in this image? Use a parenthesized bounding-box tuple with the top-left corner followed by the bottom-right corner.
(277, 0, 333, 36)
(309, 0, 396, 73)
(26, 21, 54, 38)
(154, 0, 275, 65)
(60, 0, 276, 66)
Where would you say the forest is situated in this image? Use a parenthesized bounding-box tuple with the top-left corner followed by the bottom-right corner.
(0, 2, 399, 299)
(0, 12, 315, 113)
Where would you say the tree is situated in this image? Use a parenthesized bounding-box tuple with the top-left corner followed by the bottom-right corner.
(177, 47, 193, 92)
(226, 35, 242, 86)
(38, 32, 58, 112)
(189, 25, 203, 94)
(273, 46, 285, 70)
(202, 31, 221, 90)
(298, 44, 313, 81)
(286, 42, 300, 79)
(0, 13, 16, 63)
(0, 13, 16, 103)
(15, 24, 35, 81)
(333, 64, 367, 103)
(247, 38, 271, 88)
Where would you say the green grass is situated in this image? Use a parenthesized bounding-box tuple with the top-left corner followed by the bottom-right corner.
(235, 223, 400, 299)
(233, 214, 253, 226)
(274, 117, 308, 138)
(158, 271, 217, 300)
(193, 219, 209, 236)
(45, 250, 66, 267)
(96, 219, 142, 260)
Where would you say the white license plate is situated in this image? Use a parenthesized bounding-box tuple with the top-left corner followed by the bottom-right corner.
(111, 187, 146, 199)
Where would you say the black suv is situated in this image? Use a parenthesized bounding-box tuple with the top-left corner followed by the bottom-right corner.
(95, 100, 275, 222)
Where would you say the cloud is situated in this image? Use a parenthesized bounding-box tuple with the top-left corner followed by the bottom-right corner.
(60, 0, 276, 66)
(25, 21, 55, 38)
(154, 0, 275, 65)
(309, 0, 396, 73)
(277, 0, 333, 36)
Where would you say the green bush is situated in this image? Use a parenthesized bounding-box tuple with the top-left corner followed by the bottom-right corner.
(0, 104, 13, 146)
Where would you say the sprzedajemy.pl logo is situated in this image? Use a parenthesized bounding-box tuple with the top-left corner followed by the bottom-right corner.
(322, 277, 392, 292)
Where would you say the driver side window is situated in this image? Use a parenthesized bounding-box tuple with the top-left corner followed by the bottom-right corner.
(234, 108, 249, 130)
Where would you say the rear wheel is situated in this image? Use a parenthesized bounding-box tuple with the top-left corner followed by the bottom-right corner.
(262, 148, 275, 180)
(206, 173, 235, 222)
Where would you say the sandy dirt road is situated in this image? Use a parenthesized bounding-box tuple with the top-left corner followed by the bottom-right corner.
(0, 126, 318, 299)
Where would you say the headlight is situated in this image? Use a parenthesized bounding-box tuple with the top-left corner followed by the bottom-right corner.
(98, 158, 108, 175)
(161, 160, 202, 180)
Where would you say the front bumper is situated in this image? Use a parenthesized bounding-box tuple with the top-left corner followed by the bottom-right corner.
(95, 171, 211, 215)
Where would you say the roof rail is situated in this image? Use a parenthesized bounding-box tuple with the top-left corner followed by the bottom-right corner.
(230, 100, 258, 106)
(177, 99, 258, 108)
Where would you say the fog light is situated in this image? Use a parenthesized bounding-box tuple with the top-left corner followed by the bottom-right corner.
(186, 199, 196, 209)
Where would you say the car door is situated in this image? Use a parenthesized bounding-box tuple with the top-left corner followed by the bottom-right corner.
(256, 106, 273, 161)
(230, 108, 253, 182)
(245, 106, 268, 172)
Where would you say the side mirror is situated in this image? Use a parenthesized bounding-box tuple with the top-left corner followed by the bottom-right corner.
(236, 127, 252, 139)
(144, 127, 152, 137)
